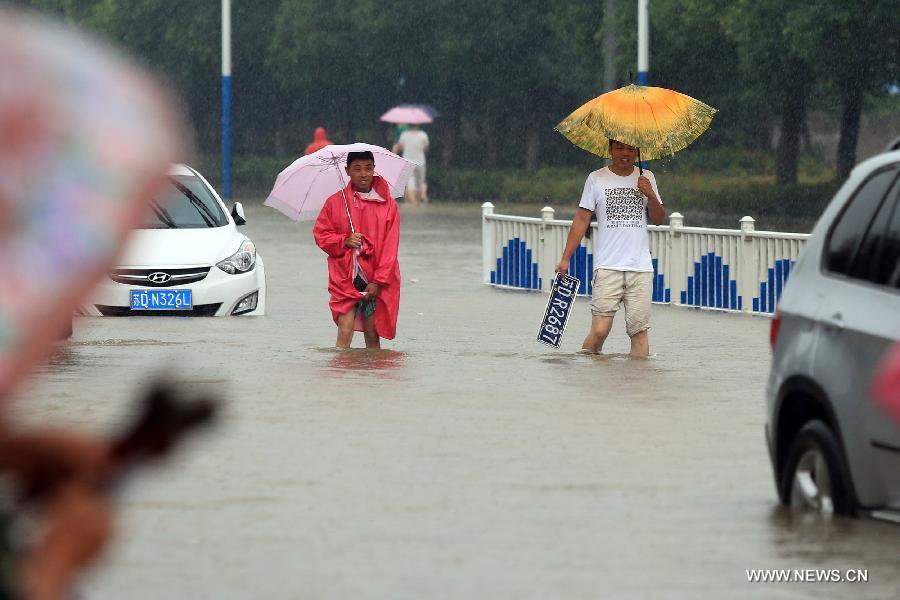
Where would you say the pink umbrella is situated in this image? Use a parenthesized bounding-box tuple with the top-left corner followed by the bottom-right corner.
(264, 143, 416, 222)
(380, 105, 433, 125)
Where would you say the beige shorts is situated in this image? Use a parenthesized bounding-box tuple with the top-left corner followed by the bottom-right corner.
(589, 268, 653, 337)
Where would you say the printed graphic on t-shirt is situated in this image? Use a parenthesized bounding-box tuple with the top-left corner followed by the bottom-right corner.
(604, 188, 645, 229)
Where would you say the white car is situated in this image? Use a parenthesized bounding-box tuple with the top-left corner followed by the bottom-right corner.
(82, 164, 266, 316)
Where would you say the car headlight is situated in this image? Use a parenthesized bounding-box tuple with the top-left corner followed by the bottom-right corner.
(216, 239, 256, 274)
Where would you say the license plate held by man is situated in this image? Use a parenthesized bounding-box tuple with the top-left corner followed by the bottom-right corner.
(130, 289, 192, 310)
(537, 273, 580, 349)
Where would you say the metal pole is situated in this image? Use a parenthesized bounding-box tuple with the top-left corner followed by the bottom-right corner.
(603, 0, 618, 92)
(221, 0, 232, 199)
(637, 0, 649, 86)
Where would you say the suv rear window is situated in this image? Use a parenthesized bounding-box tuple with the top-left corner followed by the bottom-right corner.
(825, 166, 899, 277)
(847, 183, 900, 286)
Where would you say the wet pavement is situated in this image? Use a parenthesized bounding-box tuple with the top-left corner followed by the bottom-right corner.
(9, 202, 900, 599)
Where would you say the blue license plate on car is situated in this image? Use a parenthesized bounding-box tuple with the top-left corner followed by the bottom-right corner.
(130, 289, 192, 310)
(537, 273, 580, 349)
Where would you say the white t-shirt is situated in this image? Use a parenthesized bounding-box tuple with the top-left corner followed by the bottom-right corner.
(397, 129, 429, 165)
(578, 166, 662, 273)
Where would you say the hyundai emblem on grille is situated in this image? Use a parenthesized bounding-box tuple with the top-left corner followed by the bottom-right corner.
(148, 272, 171, 284)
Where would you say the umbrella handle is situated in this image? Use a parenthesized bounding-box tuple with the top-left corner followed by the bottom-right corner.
(637, 148, 644, 177)
(331, 153, 356, 233)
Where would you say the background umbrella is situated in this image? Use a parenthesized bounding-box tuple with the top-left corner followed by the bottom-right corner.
(0, 10, 185, 397)
(556, 84, 717, 170)
(380, 105, 433, 125)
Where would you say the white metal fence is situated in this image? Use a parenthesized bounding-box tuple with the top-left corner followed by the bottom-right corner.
(482, 203, 811, 315)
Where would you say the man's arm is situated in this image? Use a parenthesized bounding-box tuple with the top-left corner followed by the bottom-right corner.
(555, 208, 593, 274)
(638, 175, 666, 225)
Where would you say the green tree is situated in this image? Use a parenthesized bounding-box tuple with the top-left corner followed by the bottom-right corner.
(725, 0, 818, 185)
(788, 0, 899, 179)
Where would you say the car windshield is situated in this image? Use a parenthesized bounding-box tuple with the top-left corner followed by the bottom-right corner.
(141, 174, 228, 229)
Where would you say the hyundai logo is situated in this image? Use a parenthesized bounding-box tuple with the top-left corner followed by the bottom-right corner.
(148, 272, 171, 284)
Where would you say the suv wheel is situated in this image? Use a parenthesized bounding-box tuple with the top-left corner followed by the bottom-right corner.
(780, 420, 854, 516)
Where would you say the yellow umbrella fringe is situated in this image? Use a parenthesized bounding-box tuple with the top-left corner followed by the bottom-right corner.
(555, 85, 718, 160)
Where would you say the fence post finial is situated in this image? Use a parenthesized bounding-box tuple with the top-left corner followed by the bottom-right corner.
(669, 211, 684, 230)
(541, 206, 555, 221)
(482, 202, 496, 284)
(740, 215, 755, 235)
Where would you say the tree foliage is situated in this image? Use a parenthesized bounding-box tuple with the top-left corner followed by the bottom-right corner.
(13, 0, 900, 183)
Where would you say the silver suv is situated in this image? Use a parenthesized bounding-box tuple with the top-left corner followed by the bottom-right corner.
(766, 149, 900, 520)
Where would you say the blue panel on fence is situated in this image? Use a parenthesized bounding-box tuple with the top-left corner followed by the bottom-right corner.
(492, 238, 542, 290)
(730, 280, 737, 310)
(723, 264, 730, 308)
(707, 253, 715, 308)
(700, 255, 708, 307)
(513, 239, 520, 287)
(502, 247, 509, 285)
(775, 260, 783, 303)
(768, 267, 775, 312)
(715, 256, 722, 308)
(519, 240, 527, 288)
(665, 288, 671, 303)
(587, 253, 594, 294)
(760, 282, 768, 313)
(525, 248, 532, 289)
(753, 297, 759, 312)
(681, 290, 687, 304)
(577, 247, 587, 294)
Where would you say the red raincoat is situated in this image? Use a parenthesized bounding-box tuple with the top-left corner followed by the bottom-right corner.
(304, 127, 333, 155)
(313, 176, 401, 339)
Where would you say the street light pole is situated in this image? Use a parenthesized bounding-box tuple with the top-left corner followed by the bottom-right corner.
(637, 0, 649, 86)
(221, 0, 232, 198)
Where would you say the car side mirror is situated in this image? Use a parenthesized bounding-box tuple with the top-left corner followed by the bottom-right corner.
(231, 202, 246, 226)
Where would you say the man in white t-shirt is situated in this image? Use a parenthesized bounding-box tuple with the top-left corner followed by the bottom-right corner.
(393, 124, 429, 206)
(555, 139, 666, 357)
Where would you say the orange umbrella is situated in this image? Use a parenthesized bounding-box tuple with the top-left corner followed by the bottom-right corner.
(556, 84, 717, 161)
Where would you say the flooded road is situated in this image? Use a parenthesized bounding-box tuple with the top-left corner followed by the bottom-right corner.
(10, 202, 899, 599)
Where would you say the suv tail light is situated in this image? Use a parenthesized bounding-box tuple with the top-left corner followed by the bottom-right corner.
(770, 310, 781, 350)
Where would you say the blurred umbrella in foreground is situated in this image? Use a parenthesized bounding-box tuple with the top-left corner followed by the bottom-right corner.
(555, 84, 717, 166)
(380, 105, 434, 125)
(873, 345, 900, 424)
(0, 10, 186, 397)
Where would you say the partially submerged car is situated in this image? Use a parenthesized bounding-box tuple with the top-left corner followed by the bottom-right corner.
(82, 164, 266, 316)
(766, 148, 900, 520)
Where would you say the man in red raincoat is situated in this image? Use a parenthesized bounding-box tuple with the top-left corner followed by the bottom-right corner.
(304, 126, 333, 155)
(313, 151, 401, 349)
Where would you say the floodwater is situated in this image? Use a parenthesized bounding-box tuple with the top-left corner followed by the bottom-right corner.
(9, 202, 899, 599)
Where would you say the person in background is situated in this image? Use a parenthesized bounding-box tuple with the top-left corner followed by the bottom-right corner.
(304, 126, 333, 155)
(392, 124, 429, 206)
